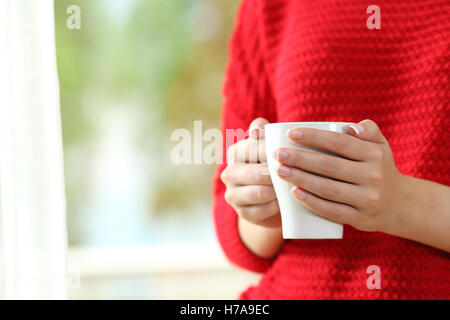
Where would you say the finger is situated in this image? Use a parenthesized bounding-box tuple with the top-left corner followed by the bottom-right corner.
(236, 138, 266, 163)
(277, 165, 366, 208)
(228, 138, 266, 163)
(249, 118, 269, 140)
(288, 128, 374, 161)
(226, 185, 277, 206)
(291, 187, 358, 226)
(275, 148, 365, 184)
(257, 211, 282, 228)
(347, 119, 386, 144)
(236, 200, 280, 224)
(221, 163, 272, 186)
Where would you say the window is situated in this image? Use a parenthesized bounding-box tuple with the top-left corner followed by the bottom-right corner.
(0, 0, 260, 300)
(55, 0, 258, 299)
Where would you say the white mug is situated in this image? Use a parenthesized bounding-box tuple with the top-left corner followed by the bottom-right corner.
(265, 122, 354, 239)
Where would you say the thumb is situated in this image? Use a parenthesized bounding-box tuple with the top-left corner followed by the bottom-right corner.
(249, 118, 270, 140)
(348, 119, 386, 143)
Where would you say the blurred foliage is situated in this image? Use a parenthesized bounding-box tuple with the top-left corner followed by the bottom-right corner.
(55, 0, 239, 245)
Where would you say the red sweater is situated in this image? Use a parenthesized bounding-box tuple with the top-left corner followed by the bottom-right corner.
(213, 0, 450, 299)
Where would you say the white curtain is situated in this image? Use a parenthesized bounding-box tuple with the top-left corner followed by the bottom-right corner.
(0, 0, 68, 299)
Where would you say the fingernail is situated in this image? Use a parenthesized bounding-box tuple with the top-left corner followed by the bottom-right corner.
(289, 129, 304, 140)
(350, 124, 365, 135)
(292, 187, 307, 200)
(274, 150, 288, 161)
(277, 165, 292, 177)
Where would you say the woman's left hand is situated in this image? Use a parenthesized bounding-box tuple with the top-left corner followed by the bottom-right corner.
(275, 119, 404, 233)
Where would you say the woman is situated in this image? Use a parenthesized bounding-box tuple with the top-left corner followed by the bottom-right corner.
(213, 0, 450, 299)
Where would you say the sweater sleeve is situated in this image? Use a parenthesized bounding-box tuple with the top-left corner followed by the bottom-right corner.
(212, 0, 277, 274)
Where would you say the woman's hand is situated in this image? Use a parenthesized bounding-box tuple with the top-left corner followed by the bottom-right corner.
(221, 118, 281, 228)
(222, 118, 285, 259)
(274, 119, 450, 252)
(275, 119, 403, 233)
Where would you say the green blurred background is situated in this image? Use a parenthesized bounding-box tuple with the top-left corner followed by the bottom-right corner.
(56, 0, 236, 246)
(54, 0, 259, 299)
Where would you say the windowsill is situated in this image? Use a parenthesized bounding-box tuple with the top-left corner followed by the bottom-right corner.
(68, 242, 242, 278)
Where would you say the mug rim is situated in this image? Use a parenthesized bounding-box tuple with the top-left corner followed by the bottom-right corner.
(265, 121, 355, 127)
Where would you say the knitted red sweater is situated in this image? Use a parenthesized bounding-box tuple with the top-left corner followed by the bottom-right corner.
(213, 0, 450, 299)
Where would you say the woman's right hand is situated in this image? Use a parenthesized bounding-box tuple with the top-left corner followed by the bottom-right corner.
(221, 118, 281, 228)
